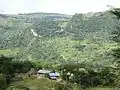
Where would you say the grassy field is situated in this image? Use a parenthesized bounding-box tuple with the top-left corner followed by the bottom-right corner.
(6, 78, 81, 90)
(85, 88, 115, 90)
(6, 77, 115, 90)
(0, 48, 20, 56)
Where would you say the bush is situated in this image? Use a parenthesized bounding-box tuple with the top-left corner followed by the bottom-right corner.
(0, 75, 7, 90)
(55, 83, 73, 90)
(60, 63, 117, 88)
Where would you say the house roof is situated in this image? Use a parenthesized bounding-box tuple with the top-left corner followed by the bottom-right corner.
(49, 72, 60, 77)
(38, 70, 51, 74)
(50, 77, 57, 79)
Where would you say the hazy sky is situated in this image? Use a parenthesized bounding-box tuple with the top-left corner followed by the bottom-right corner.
(0, 0, 120, 14)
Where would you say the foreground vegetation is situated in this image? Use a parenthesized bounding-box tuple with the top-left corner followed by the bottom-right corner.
(0, 55, 119, 90)
(7, 78, 81, 90)
(7, 78, 115, 90)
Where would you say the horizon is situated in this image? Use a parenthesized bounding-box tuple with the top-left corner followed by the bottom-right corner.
(0, 10, 110, 16)
(0, 0, 120, 15)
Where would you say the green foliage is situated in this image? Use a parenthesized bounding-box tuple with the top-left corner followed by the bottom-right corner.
(0, 11, 117, 66)
(0, 75, 7, 90)
(0, 13, 70, 49)
(59, 63, 117, 88)
(13, 60, 35, 73)
(0, 55, 15, 88)
(65, 12, 117, 41)
(110, 8, 120, 19)
(112, 48, 120, 59)
(0, 55, 35, 89)
(85, 88, 114, 90)
(109, 8, 120, 87)
(33, 20, 62, 37)
(109, 8, 120, 43)
(55, 83, 73, 90)
(0, 55, 14, 75)
(0, 48, 20, 57)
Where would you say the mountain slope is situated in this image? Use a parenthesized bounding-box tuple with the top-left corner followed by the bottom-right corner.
(65, 11, 118, 41)
(0, 11, 118, 67)
(0, 13, 71, 49)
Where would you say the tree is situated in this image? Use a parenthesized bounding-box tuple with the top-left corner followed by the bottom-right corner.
(13, 60, 35, 73)
(110, 8, 120, 87)
(0, 55, 14, 84)
(109, 8, 120, 65)
(110, 8, 120, 19)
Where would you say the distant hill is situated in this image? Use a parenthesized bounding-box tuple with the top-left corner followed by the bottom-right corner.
(65, 11, 118, 41)
(0, 14, 8, 20)
(0, 12, 71, 49)
(0, 14, 8, 17)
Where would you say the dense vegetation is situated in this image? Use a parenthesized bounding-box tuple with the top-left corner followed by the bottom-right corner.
(0, 11, 117, 64)
(0, 55, 117, 90)
(0, 8, 120, 89)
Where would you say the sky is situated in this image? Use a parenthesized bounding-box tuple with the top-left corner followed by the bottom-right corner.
(0, 0, 120, 15)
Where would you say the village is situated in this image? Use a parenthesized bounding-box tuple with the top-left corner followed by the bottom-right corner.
(28, 68, 62, 81)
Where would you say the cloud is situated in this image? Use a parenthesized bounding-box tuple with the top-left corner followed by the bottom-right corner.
(0, 0, 120, 14)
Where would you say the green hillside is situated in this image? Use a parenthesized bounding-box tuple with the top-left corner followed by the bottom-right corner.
(0, 13, 70, 49)
(0, 11, 119, 66)
(65, 11, 118, 41)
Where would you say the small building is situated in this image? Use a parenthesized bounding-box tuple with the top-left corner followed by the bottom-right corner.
(37, 69, 51, 78)
(37, 69, 61, 80)
(38, 70, 51, 74)
(49, 72, 60, 80)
